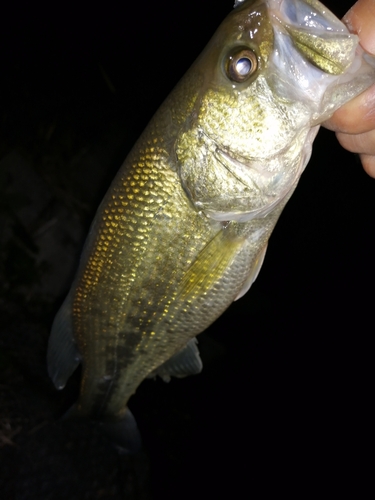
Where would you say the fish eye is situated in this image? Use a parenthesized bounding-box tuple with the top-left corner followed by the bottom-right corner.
(225, 48, 258, 83)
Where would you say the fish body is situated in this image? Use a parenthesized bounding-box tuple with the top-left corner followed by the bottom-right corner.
(48, 0, 375, 448)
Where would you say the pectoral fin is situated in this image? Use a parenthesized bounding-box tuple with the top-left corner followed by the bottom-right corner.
(148, 338, 203, 383)
(178, 227, 243, 301)
(47, 292, 81, 390)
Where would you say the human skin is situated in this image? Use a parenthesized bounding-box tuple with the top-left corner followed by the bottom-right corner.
(324, 0, 375, 177)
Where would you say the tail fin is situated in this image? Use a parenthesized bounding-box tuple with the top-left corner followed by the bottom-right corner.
(96, 408, 142, 455)
(63, 405, 142, 455)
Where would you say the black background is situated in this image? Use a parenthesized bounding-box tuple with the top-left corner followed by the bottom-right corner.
(0, 1, 373, 498)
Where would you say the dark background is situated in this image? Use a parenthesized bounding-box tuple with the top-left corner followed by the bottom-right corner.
(0, 0, 373, 498)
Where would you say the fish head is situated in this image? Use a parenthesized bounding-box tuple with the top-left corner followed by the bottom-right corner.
(176, 0, 375, 222)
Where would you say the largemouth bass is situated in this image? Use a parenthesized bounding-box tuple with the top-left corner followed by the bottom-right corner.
(48, 0, 375, 451)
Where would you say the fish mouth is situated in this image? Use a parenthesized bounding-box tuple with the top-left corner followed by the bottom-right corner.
(265, 0, 374, 125)
(266, 0, 358, 105)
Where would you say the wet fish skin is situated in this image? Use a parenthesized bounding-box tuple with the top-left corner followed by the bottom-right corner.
(48, 0, 375, 439)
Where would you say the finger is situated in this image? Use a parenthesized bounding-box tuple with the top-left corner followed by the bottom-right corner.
(324, 0, 375, 134)
(359, 153, 375, 178)
(324, 84, 375, 134)
(343, 0, 375, 54)
(336, 128, 375, 155)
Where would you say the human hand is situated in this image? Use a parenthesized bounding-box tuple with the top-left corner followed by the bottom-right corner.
(323, 0, 375, 177)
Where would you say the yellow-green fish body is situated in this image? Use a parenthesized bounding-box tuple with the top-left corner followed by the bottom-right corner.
(48, 0, 375, 449)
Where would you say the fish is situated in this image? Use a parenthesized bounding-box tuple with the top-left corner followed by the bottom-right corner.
(47, 0, 375, 452)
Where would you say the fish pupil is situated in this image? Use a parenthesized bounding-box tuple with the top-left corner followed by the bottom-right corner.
(236, 57, 252, 76)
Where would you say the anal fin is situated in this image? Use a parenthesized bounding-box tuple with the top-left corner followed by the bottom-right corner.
(148, 338, 203, 383)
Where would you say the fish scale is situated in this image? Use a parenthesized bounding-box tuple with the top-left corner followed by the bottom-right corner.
(48, 0, 375, 450)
